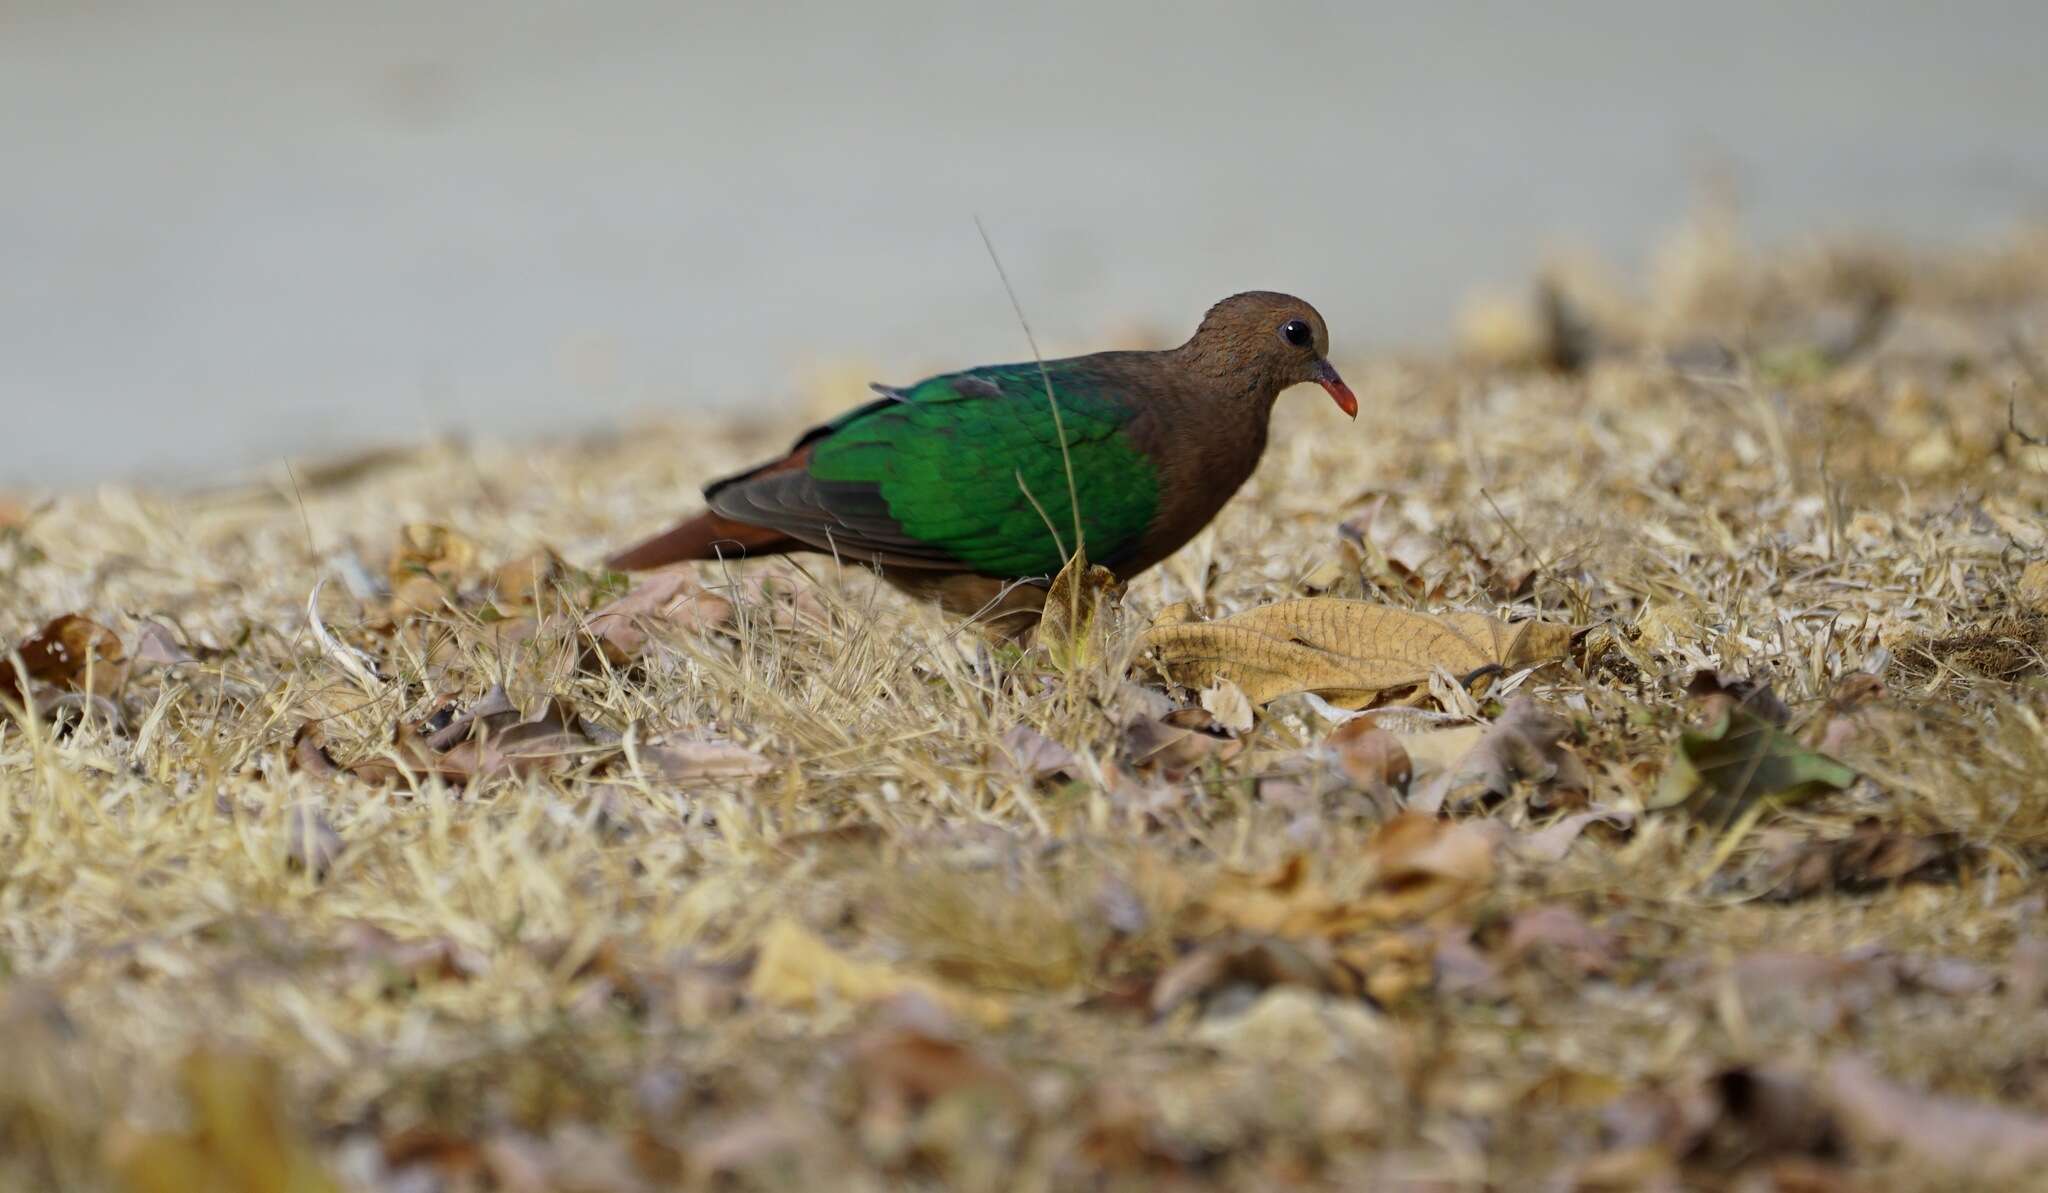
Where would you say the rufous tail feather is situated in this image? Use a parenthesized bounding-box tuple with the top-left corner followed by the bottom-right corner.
(605, 513, 797, 571)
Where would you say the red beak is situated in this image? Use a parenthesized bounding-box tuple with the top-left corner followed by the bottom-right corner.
(1314, 359, 1357, 419)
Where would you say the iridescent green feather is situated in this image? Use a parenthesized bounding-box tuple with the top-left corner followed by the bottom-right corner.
(807, 363, 1159, 576)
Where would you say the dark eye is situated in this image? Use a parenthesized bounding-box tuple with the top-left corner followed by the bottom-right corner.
(1280, 319, 1313, 348)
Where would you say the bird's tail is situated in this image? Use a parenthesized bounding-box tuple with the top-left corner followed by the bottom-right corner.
(604, 512, 798, 571)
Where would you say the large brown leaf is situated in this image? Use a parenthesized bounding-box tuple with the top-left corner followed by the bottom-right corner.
(1141, 598, 1573, 707)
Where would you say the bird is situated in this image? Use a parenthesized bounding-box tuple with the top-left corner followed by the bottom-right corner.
(606, 291, 1355, 635)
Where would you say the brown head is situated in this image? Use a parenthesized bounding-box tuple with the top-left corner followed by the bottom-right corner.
(1176, 291, 1356, 418)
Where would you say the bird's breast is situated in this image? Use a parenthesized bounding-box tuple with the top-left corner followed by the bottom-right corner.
(1118, 411, 1271, 578)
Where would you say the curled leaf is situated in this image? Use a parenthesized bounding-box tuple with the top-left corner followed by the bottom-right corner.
(1035, 547, 1121, 666)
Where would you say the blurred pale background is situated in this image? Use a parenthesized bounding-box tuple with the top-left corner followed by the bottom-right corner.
(4, 0, 2046, 487)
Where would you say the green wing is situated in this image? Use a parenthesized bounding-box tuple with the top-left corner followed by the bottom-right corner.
(713, 361, 1159, 578)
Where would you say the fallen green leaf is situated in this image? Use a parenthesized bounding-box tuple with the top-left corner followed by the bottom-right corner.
(1650, 705, 1856, 824)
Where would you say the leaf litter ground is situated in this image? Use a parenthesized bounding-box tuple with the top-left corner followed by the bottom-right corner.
(6, 211, 2048, 1191)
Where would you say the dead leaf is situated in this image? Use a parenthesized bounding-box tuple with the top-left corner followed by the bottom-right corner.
(342, 720, 470, 787)
(289, 722, 343, 778)
(1395, 723, 1486, 778)
(1198, 678, 1255, 735)
(1409, 696, 1589, 813)
(1503, 905, 1617, 978)
(632, 735, 775, 781)
(1823, 1054, 2048, 1179)
(1431, 924, 1499, 995)
(133, 620, 199, 667)
(1596, 1066, 1842, 1182)
(2, 613, 128, 702)
(1325, 720, 1412, 792)
(585, 570, 736, 664)
(422, 683, 520, 751)
(1148, 935, 1349, 1017)
(105, 1050, 342, 1193)
(1197, 813, 1498, 941)
(995, 724, 1080, 782)
(1686, 669, 1794, 726)
(746, 917, 1009, 1027)
(1075, 1083, 1204, 1180)
(1119, 709, 1243, 781)
(1365, 812, 1500, 921)
(1814, 672, 1888, 755)
(386, 523, 479, 616)
(1759, 818, 1966, 900)
(849, 996, 1023, 1134)
(1650, 691, 1856, 824)
(1035, 546, 1121, 666)
(380, 1126, 484, 1185)
(1142, 597, 1574, 707)
(488, 547, 564, 607)
(436, 697, 593, 781)
(338, 921, 487, 990)
(314, 690, 608, 787)
(1513, 807, 1636, 863)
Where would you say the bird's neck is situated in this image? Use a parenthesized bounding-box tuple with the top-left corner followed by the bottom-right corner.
(1169, 341, 1288, 408)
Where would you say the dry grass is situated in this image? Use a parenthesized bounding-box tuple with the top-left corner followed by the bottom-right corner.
(5, 210, 2048, 1192)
